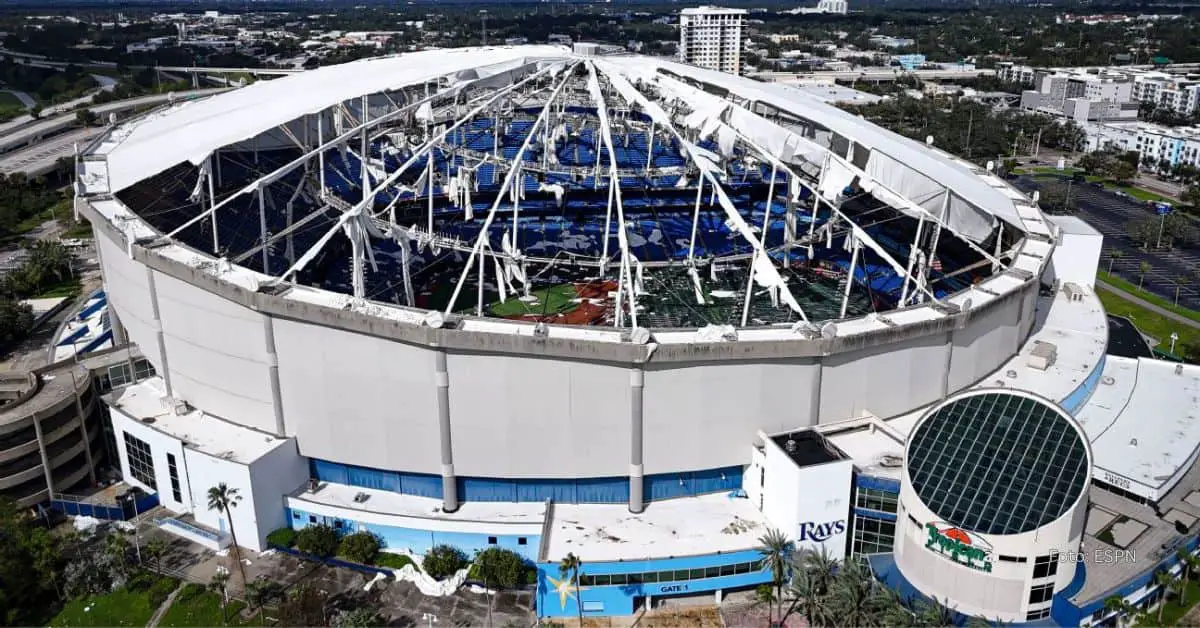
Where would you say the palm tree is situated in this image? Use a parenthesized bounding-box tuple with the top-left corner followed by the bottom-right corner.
(1107, 249, 1124, 275)
(1139, 260, 1152, 290)
(758, 527, 791, 625)
(828, 557, 884, 627)
(207, 483, 247, 587)
(144, 538, 167, 574)
(1179, 549, 1200, 604)
(780, 545, 839, 627)
(209, 570, 230, 625)
(1155, 569, 1179, 624)
(1173, 274, 1192, 306)
(915, 596, 956, 626)
(558, 552, 582, 627)
(1104, 595, 1137, 627)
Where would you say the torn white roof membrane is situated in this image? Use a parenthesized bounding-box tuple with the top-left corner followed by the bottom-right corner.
(98, 46, 568, 192)
(597, 55, 1024, 239)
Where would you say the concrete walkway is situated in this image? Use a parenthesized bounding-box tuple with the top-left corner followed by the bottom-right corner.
(147, 582, 186, 628)
(1097, 279, 1200, 330)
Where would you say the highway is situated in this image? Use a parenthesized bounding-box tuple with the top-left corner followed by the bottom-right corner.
(750, 67, 997, 83)
(0, 127, 102, 177)
(0, 88, 228, 155)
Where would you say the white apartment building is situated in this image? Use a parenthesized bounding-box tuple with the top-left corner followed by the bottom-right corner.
(999, 63, 1200, 117)
(1084, 121, 1200, 170)
(679, 6, 747, 75)
(1018, 70, 1138, 122)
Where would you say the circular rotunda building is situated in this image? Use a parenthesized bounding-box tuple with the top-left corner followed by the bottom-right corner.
(894, 388, 1093, 623)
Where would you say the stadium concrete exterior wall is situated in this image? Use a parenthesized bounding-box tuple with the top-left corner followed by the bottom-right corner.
(85, 201, 1041, 481)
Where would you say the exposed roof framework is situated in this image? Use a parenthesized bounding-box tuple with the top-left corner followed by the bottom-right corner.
(86, 48, 1029, 331)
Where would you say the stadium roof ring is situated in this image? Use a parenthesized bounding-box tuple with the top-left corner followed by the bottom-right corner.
(904, 388, 1093, 537)
(76, 45, 1055, 350)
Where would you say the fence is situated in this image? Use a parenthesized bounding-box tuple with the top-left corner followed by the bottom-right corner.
(51, 491, 159, 521)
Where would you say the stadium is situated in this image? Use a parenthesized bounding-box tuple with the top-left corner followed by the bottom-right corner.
(72, 44, 1200, 624)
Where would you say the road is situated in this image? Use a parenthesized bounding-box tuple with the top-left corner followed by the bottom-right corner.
(0, 88, 228, 155)
(1017, 175, 1200, 310)
(0, 127, 103, 176)
(1097, 279, 1200, 330)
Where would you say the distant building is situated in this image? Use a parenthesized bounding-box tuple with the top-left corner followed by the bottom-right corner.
(1018, 70, 1138, 123)
(999, 63, 1200, 118)
(504, 37, 528, 46)
(547, 33, 573, 46)
(868, 35, 914, 49)
(679, 6, 747, 75)
(891, 53, 925, 71)
(1084, 121, 1200, 170)
(785, 0, 849, 15)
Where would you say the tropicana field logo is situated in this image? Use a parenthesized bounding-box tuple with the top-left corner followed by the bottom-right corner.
(924, 522, 994, 573)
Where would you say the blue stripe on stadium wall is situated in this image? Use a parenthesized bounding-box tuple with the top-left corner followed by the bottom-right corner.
(310, 460, 743, 504)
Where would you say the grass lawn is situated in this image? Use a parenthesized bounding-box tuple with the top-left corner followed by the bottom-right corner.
(375, 552, 415, 569)
(1027, 171, 1175, 203)
(34, 276, 82, 299)
(488, 283, 580, 317)
(1097, 271, 1200, 324)
(49, 575, 178, 627)
(61, 219, 95, 239)
(158, 583, 249, 627)
(1136, 579, 1200, 625)
(1097, 290, 1200, 359)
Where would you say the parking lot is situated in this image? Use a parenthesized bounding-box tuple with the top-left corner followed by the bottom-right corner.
(1016, 176, 1200, 310)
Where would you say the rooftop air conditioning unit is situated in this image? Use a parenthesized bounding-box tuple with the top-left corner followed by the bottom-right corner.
(1027, 341, 1058, 371)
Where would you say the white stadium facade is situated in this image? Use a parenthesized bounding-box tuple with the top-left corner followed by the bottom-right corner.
(68, 44, 1200, 623)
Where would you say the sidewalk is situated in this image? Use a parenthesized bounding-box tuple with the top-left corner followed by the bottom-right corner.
(1096, 279, 1200, 331)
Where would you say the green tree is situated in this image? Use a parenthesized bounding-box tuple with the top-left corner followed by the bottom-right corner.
(424, 544, 468, 579)
(296, 524, 340, 558)
(207, 483, 247, 587)
(780, 547, 839, 627)
(1037, 182, 1077, 214)
(337, 530, 381, 564)
(1103, 595, 1137, 627)
(559, 552, 583, 627)
(1183, 185, 1200, 210)
(1107, 249, 1125, 274)
(827, 557, 887, 627)
(1156, 569, 1179, 623)
(1173, 274, 1192, 306)
(1140, 260, 1153, 290)
(75, 108, 98, 127)
(758, 527, 791, 626)
(243, 579, 275, 627)
(1177, 548, 1199, 604)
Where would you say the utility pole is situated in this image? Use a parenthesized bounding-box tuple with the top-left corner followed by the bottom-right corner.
(480, 10, 488, 46)
(965, 109, 973, 160)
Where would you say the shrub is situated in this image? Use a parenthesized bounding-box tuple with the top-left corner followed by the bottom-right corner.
(147, 575, 179, 607)
(375, 553, 414, 570)
(295, 524, 340, 558)
(423, 544, 468, 580)
(338, 531, 382, 565)
(267, 527, 298, 548)
(473, 547, 529, 589)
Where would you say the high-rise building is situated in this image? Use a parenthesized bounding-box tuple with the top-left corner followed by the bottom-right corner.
(679, 6, 747, 75)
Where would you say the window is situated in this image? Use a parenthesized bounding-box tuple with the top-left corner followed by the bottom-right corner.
(518, 537, 527, 546)
(1026, 608, 1051, 621)
(166, 452, 183, 503)
(1029, 583, 1055, 605)
(1033, 553, 1059, 579)
(487, 536, 497, 545)
(851, 517, 896, 557)
(293, 512, 301, 520)
(334, 520, 343, 529)
(854, 487, 899, 514)
(133, 358, 156, 381)
(123, 433, 156, 488)
(999, 555, 1028, 563)
(309, 515, 316, 524)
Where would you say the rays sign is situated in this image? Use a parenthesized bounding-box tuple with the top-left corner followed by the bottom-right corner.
(925, 522, 993, 573)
